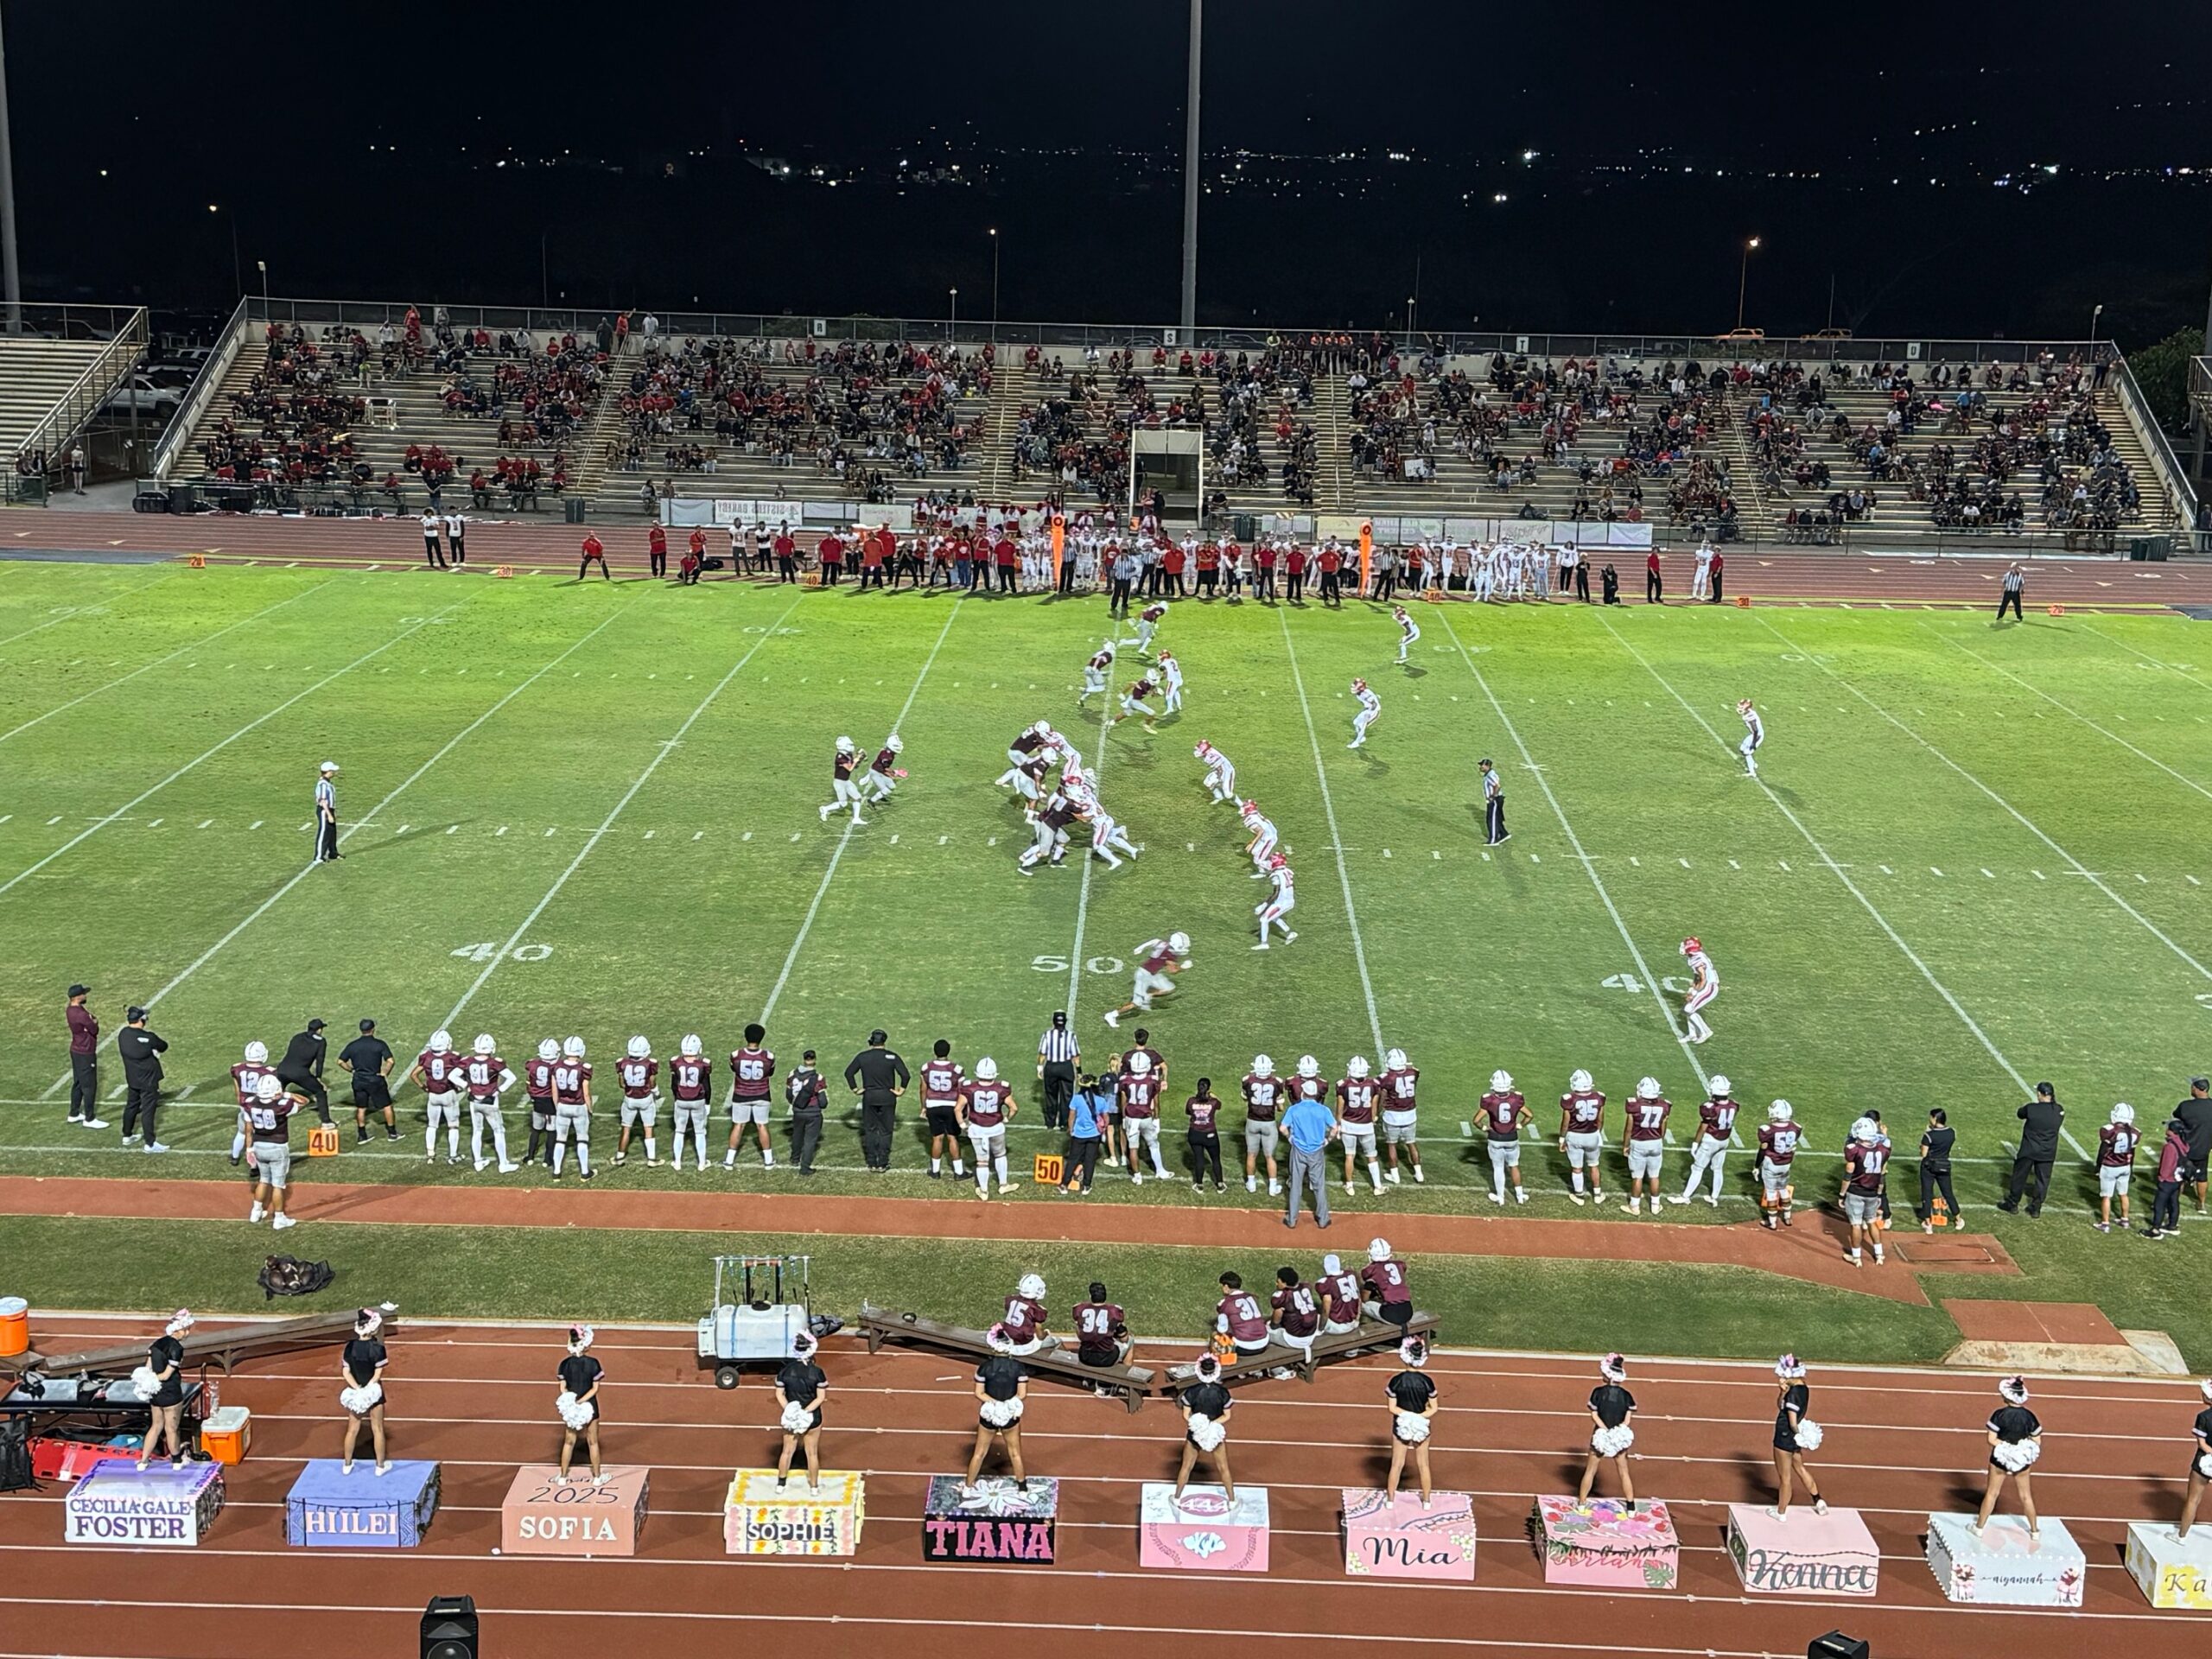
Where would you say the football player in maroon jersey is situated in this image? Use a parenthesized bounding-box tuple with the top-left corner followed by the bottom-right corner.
(1478, 1070, 1530, 1205)
(1756, 1100, 1800, 1229)
(1380, 1047, 1422, 1184)
(961, 1058, 1020, 1198)
(1116, 1051, 1168, 1184)
(918, 1039, 969, 1182)
(1078, 641, 1116, 709)
(1337, 1057, 1384, 1195)
(725, 1024, 778, 1171)
(229, 1040, 274, 1173)
(550, 1036, 594, 1182)
(1102, 932, 1188, 1028)
(1673, 1076, 1739, 1207)
(524, 1039, 559, 1168)
(1558, 1069, 1608, 1205)
(460, 1034, 518, 1173)
(1110, 674, 1163, 732)
(664, 1035, 713, 1172)
(1241, 1055, 1284, 1196)
(613, 1036, 660, 1167)
(817, 736, 867, 826)
(1622, 1077, 1671, 1214)
(856, 734, 905, 804)
(410, 1031, 465, 1166)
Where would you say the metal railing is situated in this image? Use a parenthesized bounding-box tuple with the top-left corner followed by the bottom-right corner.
(149, 296, 251, 482)
(0, 302, 148, 342)
(10, 307, 150, 475)
(2107, 356, 2196, 531)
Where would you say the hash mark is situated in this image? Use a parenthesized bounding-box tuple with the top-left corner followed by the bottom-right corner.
(496, 826, 508, 836)
(644, 830, 656, 840)
(1930, 866, 1944, 876)
(1728, 858, 1740, 869)
(693, 831, 704, 841)
(1678, 857, 1691, 868)
(250, 821, 262, 830)
(1777, 859, 1790, 872)
(1980, 868, 1995, 879)
(198, 820, 213, 830)
(544, 828, 556, 837)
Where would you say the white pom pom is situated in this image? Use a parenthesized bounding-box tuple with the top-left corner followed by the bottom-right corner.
(1592, 1422, 1636, 1459)
(1791, 1419, 1825, 1452)
(1394, 1410, 1432, 1445)
(779, 1401, 812, 1435)
(1992, 1438, 2041, 1473)
(129, 1366, 162, 1402)
(2198, 1450, 2212, 1480)
(1187, 1413, 1227, 1452)
(339, 1382, 383, 1416)
(556, 1391, 594, 1432)
(979, 1395, 1024, 1429)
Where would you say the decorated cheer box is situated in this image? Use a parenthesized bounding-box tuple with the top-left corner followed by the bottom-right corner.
(286, 1459, 441, 1548)
(65, 1458, 225, 1548)
(1532, 1495, 1679, 1589)
(499, 1465, 651, 1556)
(1139, 1483, 1270, 1573)
(723, 1468, 866, 1555)
(1925, 1512, 2084, 1607)
(1726, 1503, 1878, 1597)
(2126, 1522, 2212, 1610)
(922, 1476, 1058, 1562)
(1342, 1488, 1477, 1580)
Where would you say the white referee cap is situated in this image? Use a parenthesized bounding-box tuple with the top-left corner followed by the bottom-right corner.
(318, 760, 340, 773)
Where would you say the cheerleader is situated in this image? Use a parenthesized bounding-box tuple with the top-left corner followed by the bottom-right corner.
(1767, 1353, 1829, 1519)
(963, 1325, 1032, 1495)
(774, 1330, 828, 1492)
(1384, 1336, 1440, 1506)
(1172, 1351, 1236, 1503)
(1975, 1375, 2043, 1535)
(554, 1325, 604, 1487)
(338, 1308, 390, 1477)
(133, 1310, 193, 1471)
(1577, 1352, 1637, 1503)
(2176, 1377, 2212, 1541)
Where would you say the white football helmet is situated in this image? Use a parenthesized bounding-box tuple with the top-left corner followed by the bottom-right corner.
(626, 1035, 652, 1058)
(680, 1034, 703, 1057)
(474, 1033, 496, 1056)
(562, 1036, 587, 1058)
(886, 734, 904, 754)
(1385, 1048, 1408, 1071)
(538, 1039, 560, 1061)
(1709, 1075, 1732, 1097)
(429, 1029, 453, 1052)
(1636, 1077, 1662, 1100)
(1017, 1273, 1046, 1300)
(1028, 720, 1050, 737)
(1768, 1099, 1793, 1122)
(976, 1057, 999, 1081)
(1252, 1054, 1275, 1078)
(836, 734, 855, 753)
(1168, 931, 1192, 955)
(2112, 1102, 2136, 1125)
(1568, 1068, 1594, 1094)
(243, 1040, 268, 1065)
(1297, 1055, 1320, 1078)
(1347, 1056, 1370, 1079)
(1127, 1052, 1151, 1076)
(1849, 1116, 1879, 1144)
(1097, 639, 1116, 658)
(1367, 1237, 1392, 1262)
(1490, 1069, 1514, 1093)
(1193, 741, 1212, 760)
(255, 1072, 283, 1102)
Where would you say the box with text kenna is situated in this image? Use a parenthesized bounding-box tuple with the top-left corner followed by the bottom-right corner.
(723, 1469, 865, 1555)
(65, 1459, 224, 1548)
(1533, 1496, 1678, 1589)
(1726, 1503, 1878, 1597)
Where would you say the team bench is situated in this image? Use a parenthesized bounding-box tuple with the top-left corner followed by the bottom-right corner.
(1197, 1310, 1441, 1389)
(2, 1309, 403, 1382)
(857, 1300, 1157, 1414)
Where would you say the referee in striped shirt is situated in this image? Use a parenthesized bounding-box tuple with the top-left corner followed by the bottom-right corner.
(1997, 562, 2024, 623)
(1037, 1012, 1079, 1132)
(314, 761, 341, 863)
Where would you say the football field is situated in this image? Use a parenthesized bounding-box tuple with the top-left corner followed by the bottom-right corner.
(2, 560, 2208, 1357)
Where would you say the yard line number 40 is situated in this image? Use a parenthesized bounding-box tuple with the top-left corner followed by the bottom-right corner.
(452, 942, 554, 963)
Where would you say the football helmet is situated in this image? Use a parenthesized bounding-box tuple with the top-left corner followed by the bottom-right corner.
(1347, 1056, 1370, 1079)
(1768, 1100, 1793, 1122)
(1351, 677, 1369, 694)
(976, 1057, 999, 1081)
(256, 1072, 283, 1102)
(538, 1039, 560, 1061)
(1636, 1077, 1662, 1100)
(1368, 1237, 1392, 1262)
(1708, 1075, 1732, 1097)
(429, 1029, 453, 1052)
(562, 1036, 587, 1058)
(1568, 1068, 1594, 1094)
(474, 1033, 496, 1056)
(1490, 1069, 1514, 1092)
(1017, 1274, 1046, 1300)
(1297, 1055, 1320, 1078)
(1126, 1052, 1151, 1076)
(1680, 936, 1702, 957)
(243, 1040, 268, 1065)
(626, 1035, 652, 1058)
(1268, 852, 1288, 870)
(1252, 1054, 1275, 1077)
(886, 734, 903, 754)
(1193, 741, 1213, 760)
(1849, 1116, 1879, 1144)
(680, 1034, 703, 1057)
(1385, 1047, 1408, 1071)
(1168, 931, 1191, 955)
(2111, 1101, 2135, 1125)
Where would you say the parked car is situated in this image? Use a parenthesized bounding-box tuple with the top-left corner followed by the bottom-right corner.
(99, 372, 182, 421)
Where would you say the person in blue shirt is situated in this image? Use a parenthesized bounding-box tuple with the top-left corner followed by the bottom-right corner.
(1281, 1088, 1340, 1229)
(1058, 1074, 1110, 1196)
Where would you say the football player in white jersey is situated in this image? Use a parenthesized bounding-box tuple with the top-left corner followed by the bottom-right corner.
(1242, 800, 1279, 874)
(1680, 936, 1719, 1044)
(1471, 542, 1495, 602)
(1254, 854, 1299, 949)
(1393, 604, 1421, 664)
(1088, 803, 1143, 869)
(1158, 649, 1186, 713)
(1349, 678, 1382, 749)
(1738, 698, 1764, 779)
(1194, 741, 1237, 804)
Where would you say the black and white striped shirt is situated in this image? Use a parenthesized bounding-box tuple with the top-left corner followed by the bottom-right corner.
(1037, 1022, 1079, 1065)
(2001, 567, 2023, 594)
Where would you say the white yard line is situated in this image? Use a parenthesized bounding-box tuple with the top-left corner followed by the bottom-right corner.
(0, 579, 336, 746)
(0, 570, 182, 652)
(1772, 618, 2212, 998)
(37, 605, 636, 1098)
(1276, 609, 1387, 1060)
(1929, 623, 2212, 804)
(440, 594, 804, 1033)
(1599, 613, 2037, 1103)
(759, 600, 964, 1024)
(0, 594, 477, 899)
(1436, 607, 1707, 1090)
(1065, 676, 1113, 1021)
(2080, 620, 2212, 698)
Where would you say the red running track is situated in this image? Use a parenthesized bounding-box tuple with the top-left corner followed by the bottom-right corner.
(2, 510, 2199, 608)
(2, 1313, 2203, 1657)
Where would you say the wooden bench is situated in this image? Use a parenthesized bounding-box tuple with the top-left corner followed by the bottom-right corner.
(858, 1300, 1155, 1414)
(1187, 1310, 1441, 1389)
(2, 1309, 402, 1382)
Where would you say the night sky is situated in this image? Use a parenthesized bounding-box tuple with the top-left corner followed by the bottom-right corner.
(13, 2, 2212, 343)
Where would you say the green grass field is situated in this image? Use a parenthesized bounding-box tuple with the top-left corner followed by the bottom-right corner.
(2, 561, 2208, 1356)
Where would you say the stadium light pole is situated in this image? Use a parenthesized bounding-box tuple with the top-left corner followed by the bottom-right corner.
(988, 227, 1000, 340)
(0, 7, 19, 334)
(949, 286, 958, 346)
(2088, 302, 2103, 348)
(1735, 236, 1760, 332)
(1179, 0, 1201, 339)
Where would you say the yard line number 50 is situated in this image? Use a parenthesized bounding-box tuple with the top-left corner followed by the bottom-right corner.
(1033, 955, 1124, 975)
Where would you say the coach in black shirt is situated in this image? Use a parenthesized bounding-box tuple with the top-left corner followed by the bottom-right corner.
(844, 1030, 910, 1171)
(277, 1020, 332, 1125)
(118, 1007, 168, 1150)
(338, 1019, 397, 1143)
(1999, 1082, 2064, 1218)
(2177, 1077, 2212, 1215)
